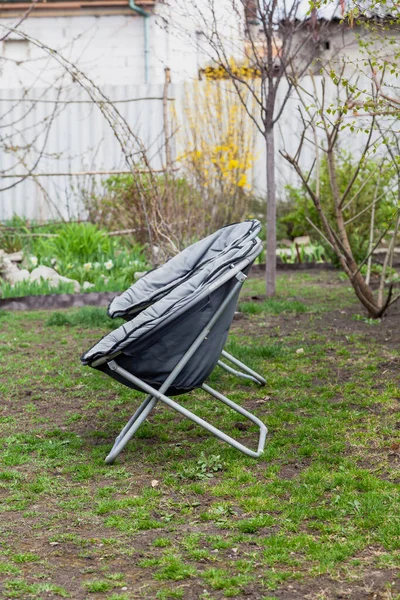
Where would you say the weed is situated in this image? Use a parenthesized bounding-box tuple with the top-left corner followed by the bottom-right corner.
(156, 588, 185, 599)
(12, 553, 40, 563)
(84, 580, 115, 593)
(154, 537, 172, 548)
(353, 314, 381, 325)
(153, 554, 197, 581)
(176, 453, 225, 481)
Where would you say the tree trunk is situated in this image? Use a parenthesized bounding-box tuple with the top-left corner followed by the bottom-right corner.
(265, 126, 276, 297)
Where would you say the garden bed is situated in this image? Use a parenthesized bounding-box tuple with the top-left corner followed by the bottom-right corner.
(0, 264, 338, 311)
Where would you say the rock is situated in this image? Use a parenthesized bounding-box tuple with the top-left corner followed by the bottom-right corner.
(293, 235, 310, 246)
(5, 251, 24, 263)
(276, 248, 291, 257)
(11, 268, 31, 284)
(82, 281, 95, 291)
(0, 258, 30, 284)
(30, 266, 80, 293)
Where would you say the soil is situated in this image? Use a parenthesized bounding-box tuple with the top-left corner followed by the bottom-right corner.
(238, 273, 400, 350)
(0, 270, 399, 600)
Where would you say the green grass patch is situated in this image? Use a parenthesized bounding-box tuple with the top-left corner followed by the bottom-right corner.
(239, 297, 308, 315)
(0, 271, 399, 599)
(46, 306, 125, 328)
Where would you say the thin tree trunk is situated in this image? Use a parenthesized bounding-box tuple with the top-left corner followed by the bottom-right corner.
(163, 67, 172, 174)
(389, 180, 400, 273)
(365, 174, 379, 285)
(266, 126, 276, 297)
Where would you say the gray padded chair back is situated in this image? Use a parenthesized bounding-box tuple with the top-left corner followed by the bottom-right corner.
(108, 220, 261, 319)
(81, 234, 261, 373)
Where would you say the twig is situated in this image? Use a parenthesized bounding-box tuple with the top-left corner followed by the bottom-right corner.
(0, 97, 175, 104)
(0, 0, 41, 42)
(0, 169, 176, 178)
(366, 171, 380, 285)
(305, 217, 334, 249)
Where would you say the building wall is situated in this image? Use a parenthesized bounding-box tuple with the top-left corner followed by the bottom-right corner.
(291, 21, 400, 77)
(0, 15, 148, 88)
(0, 0, 244, 89)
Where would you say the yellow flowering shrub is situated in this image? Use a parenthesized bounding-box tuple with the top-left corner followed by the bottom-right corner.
(175, 79, 257, 229)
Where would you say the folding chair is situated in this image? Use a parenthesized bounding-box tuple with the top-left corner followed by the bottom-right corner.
(107, 220, 266, 388)
(81, 220, 268, 464)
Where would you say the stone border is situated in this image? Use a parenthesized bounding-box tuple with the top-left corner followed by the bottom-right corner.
(0, 263, 337, 312)
(0, 291, 118, 312)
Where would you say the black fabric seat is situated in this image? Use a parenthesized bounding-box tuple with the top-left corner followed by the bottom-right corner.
(83, 275, 243, 395)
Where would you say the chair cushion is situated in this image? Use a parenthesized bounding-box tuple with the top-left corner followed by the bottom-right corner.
(108, 219, 261, 318)
(81, 234, 261, 367)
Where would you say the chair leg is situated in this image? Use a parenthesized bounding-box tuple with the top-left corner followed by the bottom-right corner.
(220, 350, 266, 385)
(106, 351, 266, 464)
(217, 360, 262, 385)
(107, 361, 267, 458)
(202, 383, 267, 456)
(113, 394, 155, 446)
(105, 396, 158, 464)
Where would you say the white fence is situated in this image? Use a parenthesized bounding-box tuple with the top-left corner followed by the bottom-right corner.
(0, 77, 381, 222)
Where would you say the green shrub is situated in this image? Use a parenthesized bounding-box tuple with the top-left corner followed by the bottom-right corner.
(31, 222, 112, 265)
(28, 222, 147, 288)
(0, 216, 31, 253)
(278, 152, 396, 263)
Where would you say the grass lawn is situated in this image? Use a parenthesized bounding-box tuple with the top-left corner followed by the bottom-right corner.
(0, 271, 399, 600)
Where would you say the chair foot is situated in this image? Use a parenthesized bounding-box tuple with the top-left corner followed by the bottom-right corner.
(104, 396, 158, 463)
(221, 351, 266, 385)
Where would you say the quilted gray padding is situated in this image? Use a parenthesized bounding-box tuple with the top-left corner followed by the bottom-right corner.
(108, 219, 261, 319)
(81, 233, 262, 366)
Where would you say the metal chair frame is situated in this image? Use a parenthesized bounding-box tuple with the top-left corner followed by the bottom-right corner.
(87, 263, 268, 464)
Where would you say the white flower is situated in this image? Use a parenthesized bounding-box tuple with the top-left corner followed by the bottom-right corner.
(83, 262, 92, 271)
(94, 262, 101, 269)
(104, 260, 114, 270)
(50, 258, 57, 266)
(30, 256, 38, 267)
